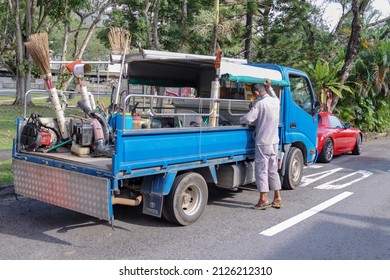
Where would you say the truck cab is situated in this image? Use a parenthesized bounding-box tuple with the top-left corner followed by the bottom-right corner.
(250, 63, 319, 189)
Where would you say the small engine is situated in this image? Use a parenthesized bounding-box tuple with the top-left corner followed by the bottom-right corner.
(20, 114, 59, 151)
(74, 122, 94, 147)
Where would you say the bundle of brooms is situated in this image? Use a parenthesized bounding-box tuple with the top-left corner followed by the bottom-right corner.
(24, 32, 69, 139)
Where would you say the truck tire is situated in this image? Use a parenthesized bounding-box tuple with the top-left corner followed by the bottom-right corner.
(282, 147, 303, 190)
(162, 172, 208, 226)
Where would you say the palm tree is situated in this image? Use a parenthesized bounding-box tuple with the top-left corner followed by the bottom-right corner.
(337, 31, 390, 132)
(305, 59, 354, 112)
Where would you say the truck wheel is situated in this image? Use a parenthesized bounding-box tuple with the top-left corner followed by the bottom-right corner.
(162, 172, 208, 226)
(282, 147, 303, 190)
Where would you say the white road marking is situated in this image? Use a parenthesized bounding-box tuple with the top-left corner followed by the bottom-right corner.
(304, 165, 323, 169)
(301, 167, 343, 187)
(260, 192, 354, 237)
(315, 170, 373, 190)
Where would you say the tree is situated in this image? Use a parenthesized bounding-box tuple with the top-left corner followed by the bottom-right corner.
(59, 0, 115, 91)
(244, 0, 257, 60)
(98, 0, 246, 56)
(254, 0, 328, 67)
(0, 0, 115, 105)
(331, 0, 370, 112)
(8, 0, 33, 105)
(305, 59, 353, 112)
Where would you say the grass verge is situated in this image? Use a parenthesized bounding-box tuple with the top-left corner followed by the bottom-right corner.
(0, 159, 13, 186)
(0, 96, 111, 185)
(0, 95, 112, 149)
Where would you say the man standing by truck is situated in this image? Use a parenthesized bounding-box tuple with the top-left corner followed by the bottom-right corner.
(240, 79, 282, 210)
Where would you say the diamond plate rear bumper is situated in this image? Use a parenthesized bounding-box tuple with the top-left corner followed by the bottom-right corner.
(13, 159, 112, 221)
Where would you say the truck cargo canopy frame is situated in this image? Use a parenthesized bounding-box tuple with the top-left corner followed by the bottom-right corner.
(125, 49, 287, 88)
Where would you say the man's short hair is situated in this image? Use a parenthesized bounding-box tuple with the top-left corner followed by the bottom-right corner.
(251, 83, 266, 93)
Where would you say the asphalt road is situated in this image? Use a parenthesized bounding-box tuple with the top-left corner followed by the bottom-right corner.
(0, 136, 389, 260)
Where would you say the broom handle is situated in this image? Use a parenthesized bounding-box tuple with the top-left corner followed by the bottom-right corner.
(49, 88, 69, 139)
(113, 38, 128, 110)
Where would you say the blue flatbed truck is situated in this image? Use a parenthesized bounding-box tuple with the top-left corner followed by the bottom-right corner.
(12, 50, 320, 226)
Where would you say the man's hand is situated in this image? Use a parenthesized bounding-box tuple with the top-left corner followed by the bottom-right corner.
(265, 78, 271, 88)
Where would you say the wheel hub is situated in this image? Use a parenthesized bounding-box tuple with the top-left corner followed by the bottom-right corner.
(181, 186, 199, 214)
(291, 158, 300, 180)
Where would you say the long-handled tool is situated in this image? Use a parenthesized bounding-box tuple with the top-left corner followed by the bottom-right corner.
(108, 27, 131, 113)
(24, 33, 69, 139)
(66, 60, 94, 110)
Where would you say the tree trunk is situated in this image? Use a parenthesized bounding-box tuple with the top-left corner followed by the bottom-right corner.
(181, 0, 188, 23)
(330, 0, 369, 112)
(211, 0, 219, 55)
(152, 0, 161, 50)
(143, 1, 152, 49)
(11, 0, 31, 105)
(330, 9, 352, 42)
(244, 1, 254, 61)
(257, 0, 272, 59)
(57, 20, 71, 91)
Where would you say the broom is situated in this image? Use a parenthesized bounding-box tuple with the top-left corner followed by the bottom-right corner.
(108, 27, 131, 55)
(108, 27, 131, 112)
(25, 33, 69, 139)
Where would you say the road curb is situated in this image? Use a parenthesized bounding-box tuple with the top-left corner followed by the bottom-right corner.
(363, 131, 389, 141)
(0, 184, 14, 196)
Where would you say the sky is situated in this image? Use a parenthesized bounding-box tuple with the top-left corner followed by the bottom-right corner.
(314, 0, 390, 30)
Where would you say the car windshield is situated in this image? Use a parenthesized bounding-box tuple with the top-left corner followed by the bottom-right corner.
(329, 115, 343, 128)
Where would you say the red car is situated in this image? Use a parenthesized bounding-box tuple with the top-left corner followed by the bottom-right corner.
(316, 112, 363, 163)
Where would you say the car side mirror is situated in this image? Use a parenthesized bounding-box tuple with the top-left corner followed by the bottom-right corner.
(344, 123, 351, 129)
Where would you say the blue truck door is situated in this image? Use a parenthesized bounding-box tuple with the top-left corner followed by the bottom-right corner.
(285, 72, 318, 163)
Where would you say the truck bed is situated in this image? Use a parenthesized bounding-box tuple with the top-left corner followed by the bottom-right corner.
(20, 151, 112, 172)
(13, 119, 256, 222)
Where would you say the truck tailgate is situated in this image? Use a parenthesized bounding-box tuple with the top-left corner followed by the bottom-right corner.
(13, 159, 112, 221)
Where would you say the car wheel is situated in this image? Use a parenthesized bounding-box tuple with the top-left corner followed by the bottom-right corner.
(318, 138, 333, 163)
(352, 134, 362, 155)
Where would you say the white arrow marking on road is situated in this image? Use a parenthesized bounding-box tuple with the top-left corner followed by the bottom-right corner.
(301, 167, 343, 187)
(260, 191, 354, 237)
(314, 170, 373, 190)
(304, 165, 323, 169)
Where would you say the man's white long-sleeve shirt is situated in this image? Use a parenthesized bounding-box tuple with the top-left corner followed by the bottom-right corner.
(239, 88, 280, 146)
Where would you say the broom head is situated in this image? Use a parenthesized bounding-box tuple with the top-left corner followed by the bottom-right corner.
(24, 33, 52, 80)
(108, 27, 131, 55)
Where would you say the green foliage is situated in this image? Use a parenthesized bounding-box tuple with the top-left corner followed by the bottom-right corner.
(0, 0, 389, 132)
(337, 96, 390, 132)
(0, 160, 13, 186)
(255, 0, 329, 66)
(337, 27, 390, 132)
(304, 59, 353, 110)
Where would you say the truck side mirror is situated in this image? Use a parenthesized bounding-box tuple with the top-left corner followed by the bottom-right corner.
(313, 100, 321, 114)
